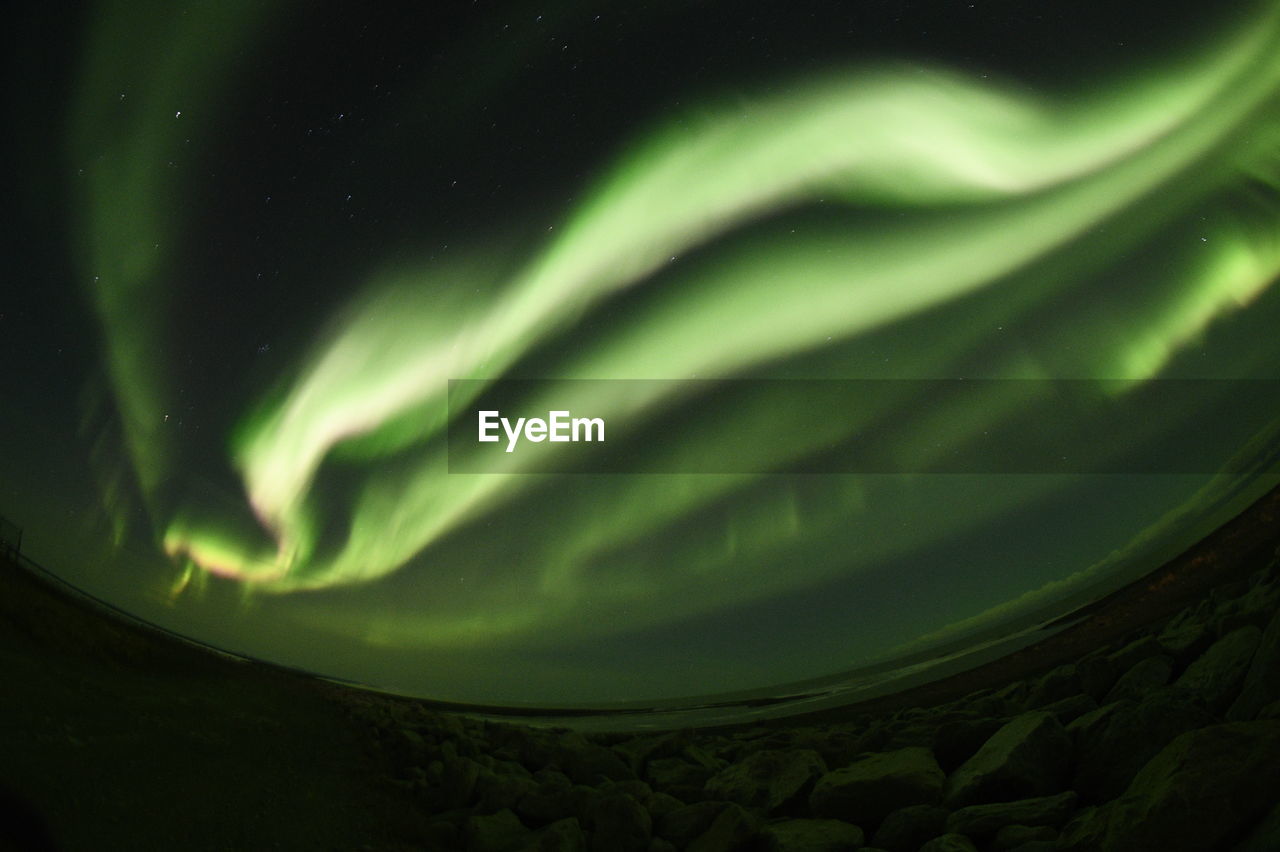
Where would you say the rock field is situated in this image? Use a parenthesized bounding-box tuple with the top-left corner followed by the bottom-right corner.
(340, 554, 1280, 852)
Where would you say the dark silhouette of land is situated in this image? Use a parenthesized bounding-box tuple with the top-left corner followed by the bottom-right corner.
(2, 484, 1279, 849)
(0, 548, 431, 850)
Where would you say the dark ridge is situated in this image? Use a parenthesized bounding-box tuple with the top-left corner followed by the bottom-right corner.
(4, 482, 1280, 849)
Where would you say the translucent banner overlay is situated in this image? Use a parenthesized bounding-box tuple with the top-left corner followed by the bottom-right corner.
(446, 379, 1280, 474)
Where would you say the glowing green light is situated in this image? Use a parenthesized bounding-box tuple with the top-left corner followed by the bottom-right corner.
(71, 1, 1280, 653)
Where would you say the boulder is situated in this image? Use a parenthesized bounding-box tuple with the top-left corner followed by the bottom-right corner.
(558, 735, 635, 785)
(1025, 664, 1081, 709)
(1157, 607, 1213, 663)
(684, 744, 728, 772)
(612, 734, 690, 775)
(656, 802, 730, 848)
(603, 779, 653, 802)
(1227, 606, 1280, 721)
(392, 726, 432, 769)
(1059, 721, 1280, 851)
(790, 729, 866, 770)
(704, 749, 826, 813)
(531, 768, 573, 789)
(647, 757, 716, 798)
(882, 721, 940, 752)
(944, 791, 1077, 838)
(1174, 625, 1260, 714)
(517, 784, 599, 826)
(518, 818, 586, 852)
(990, 681, 1030, 714)
(445, 755, 484, 808)
(1233, 800, 1280, 852)
(1106, 635, 1163, 672)
(644, 792, 684, 822)
(423, 818, 463, 850)
(1076, 655, 1118, 703)
(761, 818, 865, 852)
(918, 834, 978, 852)
(1037, 694, 1096, 726)
(991, 824, 1056, 851)
(1229, 574, 1280, 628)
(943, 712, 1070, 808)
(476, 768, 539, 814)
(1102, 654, 1173, 704)
(1071, 691, 1213, 803)
(932, 717, 1004, 772)
(869, 804, 949, 852)
(467, 809, 532, 852)
(585, 793, 651, 852)
(1064, 700, 1130, 744)
(687, 803, 762, 852)
(809, 747, 945, 827)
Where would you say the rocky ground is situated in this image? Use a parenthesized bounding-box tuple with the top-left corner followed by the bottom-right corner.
(4, 513, 1280, 850)
(336, 551, 1280, 852)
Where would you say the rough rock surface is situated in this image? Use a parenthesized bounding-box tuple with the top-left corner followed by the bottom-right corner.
(1234, 801, 1280, 852)
(1075, 655, 1117, 702)
(467, 808, 531, 852)
(526, 818, 587, 852)
(943, 712, 1070, 808)
(1025, 664, 1081, 709)
(656, 802, 729, 848)
(809, 747, 945, 827)
(704, 748, 826, 813)
(1158, 608, 1213, 662)
(1059, 721, 1280, 851)
(944, 790, 1077, 838)
(1101, 654, 1173, 704)
(932, 716, 1004, 771)
(1173, 625, 1260, 713)
(1228, 606, 1280, 720)
(1037, 694, 1096, 726)
(990, 823, 1057, 851)
(584, 792, 650, 852)
(1071, 690, 1214, 803)
(687, 803, 761, 852)
(869, 804, 948, 852)
(760, 818, 865, 852)
(917, 834, 978, 852)
(1108, 635, 1164, 669)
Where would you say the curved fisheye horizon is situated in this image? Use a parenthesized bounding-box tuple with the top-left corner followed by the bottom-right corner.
(5, 0, 1280, 711)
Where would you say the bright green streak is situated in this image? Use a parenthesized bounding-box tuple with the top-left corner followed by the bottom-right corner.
(74, 3, 1280, 649)
(69, 0, 283, 509)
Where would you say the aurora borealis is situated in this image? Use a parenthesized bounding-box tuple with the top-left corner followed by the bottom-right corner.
(5, 0, 1280, 705)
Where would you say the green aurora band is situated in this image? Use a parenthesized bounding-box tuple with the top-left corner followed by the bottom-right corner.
(71, 1, 1280, 655)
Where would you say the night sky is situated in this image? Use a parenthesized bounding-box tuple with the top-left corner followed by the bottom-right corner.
(4, 0, 1280, 708)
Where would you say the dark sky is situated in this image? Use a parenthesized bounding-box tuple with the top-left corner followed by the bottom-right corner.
(4, 0, 1280, 707)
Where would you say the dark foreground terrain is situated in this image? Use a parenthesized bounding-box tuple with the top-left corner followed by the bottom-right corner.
(4, 489, 1280, 851)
